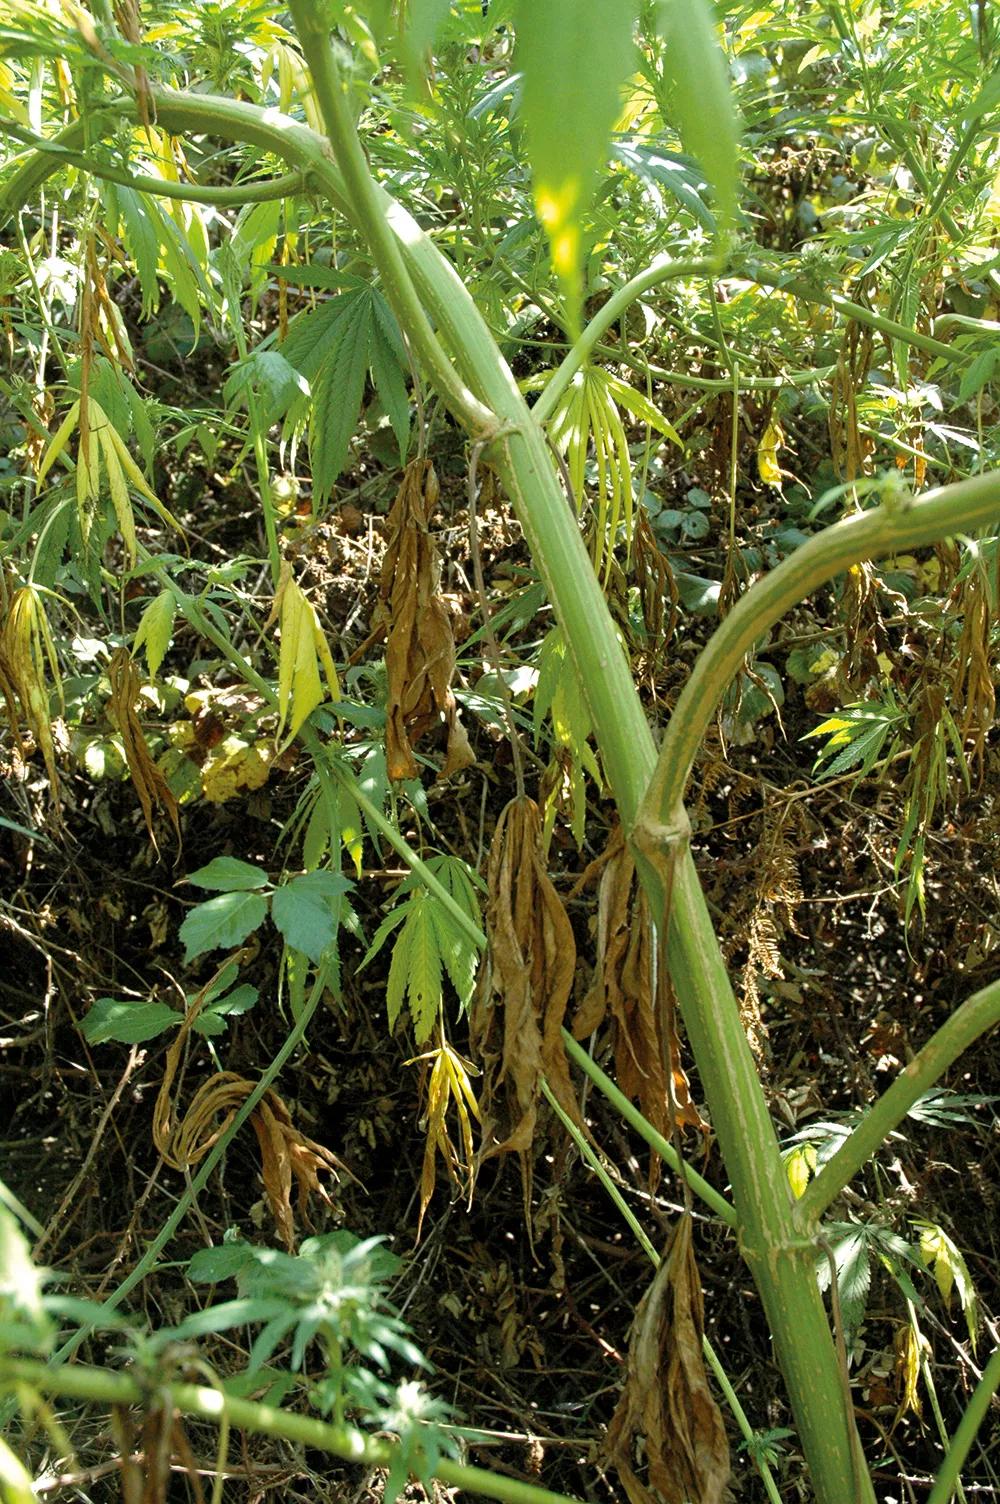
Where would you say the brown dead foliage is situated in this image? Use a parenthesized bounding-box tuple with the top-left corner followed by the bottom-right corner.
(153, 965, 352, 1249)
(376, 458, 474, 781)
(471, 796, 582, 1214)
(606, 1216, 731, 1504)
(107, 647, 180, 852)
(572, 828, 705, 1150)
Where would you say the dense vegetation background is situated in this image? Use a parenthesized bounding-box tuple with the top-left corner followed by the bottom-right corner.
(1, 1, 998, 1501)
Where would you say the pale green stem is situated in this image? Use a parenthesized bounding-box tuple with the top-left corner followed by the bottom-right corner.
(0, 1358, 585, 1504)
(737, 258, 968, 367)
(541, 1079, 785, 1504)
(561, 1031, 736, 1227)
(532, 257, 714, 425)
(926, 1342, 1000, 1504)
(0, 117, 307, 204)
(638, 470, 1000, 839)
(796, 978, 1000, 1227)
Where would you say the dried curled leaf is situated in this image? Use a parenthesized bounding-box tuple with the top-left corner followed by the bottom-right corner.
(378, 459, 474, 781)
(108, 647, 180, 852)
(572, 827, 705, 1158)
(605, 1217, 731, 1504)
(153, 959, 354, 1248)
(471, 796, 581, 1215)
(0, 584, 64, 800)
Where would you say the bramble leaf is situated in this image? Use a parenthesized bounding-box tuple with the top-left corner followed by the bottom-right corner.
(180, 892, 269, 962)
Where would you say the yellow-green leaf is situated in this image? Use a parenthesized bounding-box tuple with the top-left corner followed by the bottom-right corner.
(516, 0, 638, 335)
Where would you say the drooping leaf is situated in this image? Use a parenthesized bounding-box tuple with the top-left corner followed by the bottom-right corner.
(657, 0, 740, 238)
(515, 0, 638, 332)
(405, 893, 442, 1044)
(369, 316, 411, 464)
(271, 566, 341, 748)
(605, 1217, 730, 1503)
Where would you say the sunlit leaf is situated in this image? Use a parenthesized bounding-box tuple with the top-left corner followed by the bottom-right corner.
(516, 0, 638, 333)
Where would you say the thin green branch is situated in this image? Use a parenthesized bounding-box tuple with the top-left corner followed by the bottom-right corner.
(0, 117, 307, 205)
(0, 1358, 585, 1504)
(737, 258, 968, 367)
(637, 470, 1000, 837)
(796, 978, 1000, 1227)
(926, 1342, 1000, 1504)
(561, 1030, 736, 1227)
(533, 257, 714, 425)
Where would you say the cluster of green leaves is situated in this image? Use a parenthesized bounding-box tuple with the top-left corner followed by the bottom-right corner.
(0, 1200, 456, 1504)
(361, 856, 484, 1044)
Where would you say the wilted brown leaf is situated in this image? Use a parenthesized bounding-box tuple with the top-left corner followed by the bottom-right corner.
(605, 1217, 731, 1504)
(107, 648, 180, 852)
(377, 458, 474, 782)
(153, 963, 353, 1248)
(471, 796, 582, 1215)
(572, 827, 705, 1156)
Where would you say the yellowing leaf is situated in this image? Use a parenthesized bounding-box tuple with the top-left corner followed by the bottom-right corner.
(133, 589, 176, 679)
(37, 399, 80, 485)
(757, 417, 784, 487)
(201, 734, 275, 803)
(272, 567, 340, 748)
(407, 1040, 481, 1241)
(95, 419, 137, 565)
(0, 586, 64, 799)
(785, 1143, 817, 1199)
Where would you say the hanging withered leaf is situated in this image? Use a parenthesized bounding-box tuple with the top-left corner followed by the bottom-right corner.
(153, 959, 355, 1250)
(571, 826, 706, 1167)
(268, 562, 340, 749)
(0, 584, 64, 801)
(470, 796, 582, 1217)
(377, 458, 474, 782)
(107, 648, 180, 852)
(605, 1217, 731, 1504)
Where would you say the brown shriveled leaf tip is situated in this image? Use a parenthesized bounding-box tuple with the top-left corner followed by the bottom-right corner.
(470, 796, 582, 1220)
(605, 1217, 731, 1504)
(379, 458, 475, 783)
(153, 977, 355, 1249)
(107, 648, 180, 853)
(571, 828, 705, 1158)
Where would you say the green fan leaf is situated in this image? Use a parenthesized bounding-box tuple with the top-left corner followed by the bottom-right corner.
(132, 589, 176, 680)
(309, 295, 373, 502)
